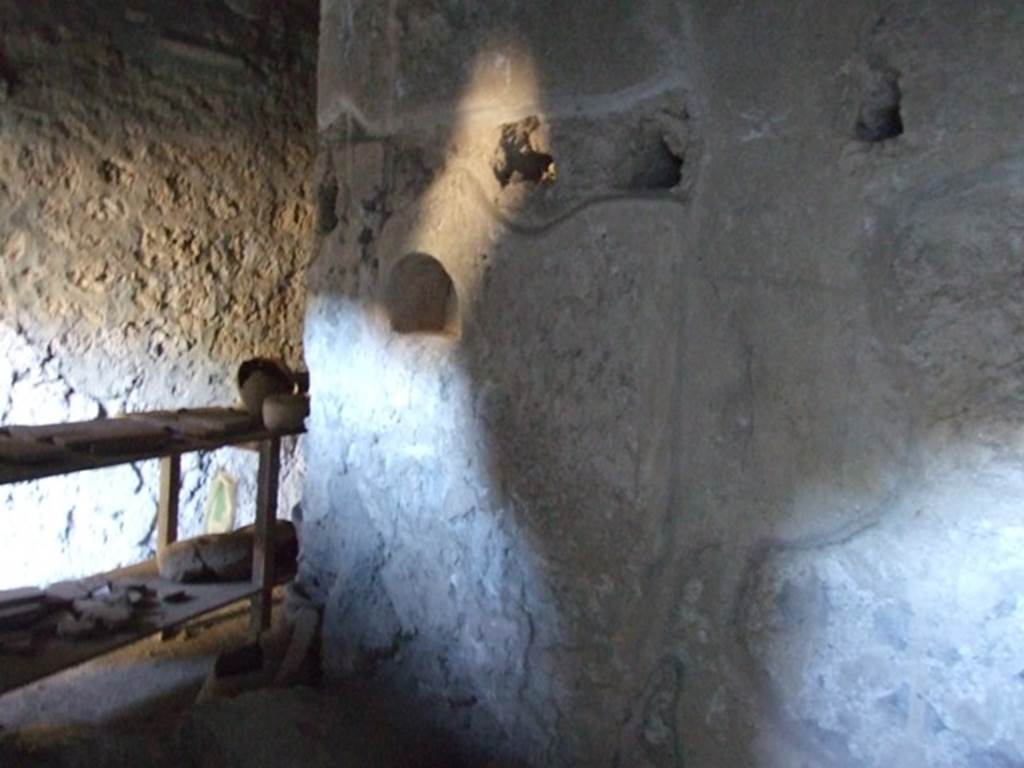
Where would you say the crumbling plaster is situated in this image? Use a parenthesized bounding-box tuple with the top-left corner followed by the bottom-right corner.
(306, 1, 1024, 766)
(0, 0, 316, 589)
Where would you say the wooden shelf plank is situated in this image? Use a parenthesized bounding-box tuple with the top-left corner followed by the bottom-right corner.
(0, 408, 303, 487)
(0, 559, 295, 696)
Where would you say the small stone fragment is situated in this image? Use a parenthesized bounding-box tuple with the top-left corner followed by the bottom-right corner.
(56, 611, 98, 639)
(56, 587, 137, 639)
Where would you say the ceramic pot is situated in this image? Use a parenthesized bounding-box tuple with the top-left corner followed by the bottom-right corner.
(262, 393, 309, 433)
(237, 358, 294, 416)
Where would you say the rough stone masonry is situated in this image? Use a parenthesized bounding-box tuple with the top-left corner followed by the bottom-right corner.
(0, 0, 316, 589)
(305, 1, 1024, 767)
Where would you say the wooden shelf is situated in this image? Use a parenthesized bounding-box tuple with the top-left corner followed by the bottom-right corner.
(0, 559, 295, 696)
(0, 405, 305, 695)
(0, 408, 303, 487)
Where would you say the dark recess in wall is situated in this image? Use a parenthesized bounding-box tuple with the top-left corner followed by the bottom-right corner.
(855, 67, 903, 142)
(493, 115, 555, 187)
(317, 174, 339, 234)
(628, 136, 684, 190)
(0, 48, 18, 98)
(386, 253, 458, 335)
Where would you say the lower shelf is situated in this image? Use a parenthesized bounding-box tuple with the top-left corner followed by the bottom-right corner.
(0, 559, 287, 696)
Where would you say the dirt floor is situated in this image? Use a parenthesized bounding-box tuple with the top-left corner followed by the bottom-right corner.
(0, 591, 480, 768)
(0, 594, 282, 731)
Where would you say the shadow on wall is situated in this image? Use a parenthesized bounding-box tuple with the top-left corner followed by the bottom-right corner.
(306, 15, 696, 761)
(304, 5, 1024, 768)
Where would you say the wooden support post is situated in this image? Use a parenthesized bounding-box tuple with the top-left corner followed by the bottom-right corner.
(250, 436, 280, 639)
(157, 454, 181, 641)
(158, 454, 181, 553)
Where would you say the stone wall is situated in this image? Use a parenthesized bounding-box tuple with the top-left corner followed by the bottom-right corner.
(0, 0, 316, 589)
(307, 1, 1024, 766)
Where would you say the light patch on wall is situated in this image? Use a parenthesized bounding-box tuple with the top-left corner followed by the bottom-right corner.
(391, 44, 546, 321)
(309, 292, 558, 753)
(204, 470, 237, 534)
(743, 440, 1024, 768)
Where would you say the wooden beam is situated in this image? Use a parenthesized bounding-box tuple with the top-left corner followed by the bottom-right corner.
(250, 437, 281, 638)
